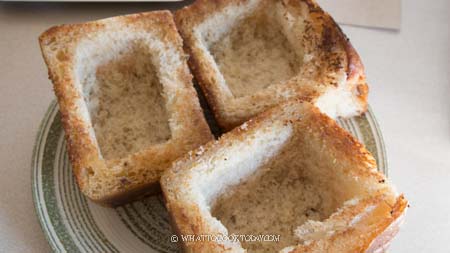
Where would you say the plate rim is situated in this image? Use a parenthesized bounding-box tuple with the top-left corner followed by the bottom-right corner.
(32, 100, 59, 252)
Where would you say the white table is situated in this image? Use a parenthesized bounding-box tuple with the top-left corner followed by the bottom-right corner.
(0, 1, 448, 252)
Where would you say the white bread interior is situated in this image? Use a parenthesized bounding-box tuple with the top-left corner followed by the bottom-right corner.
(161, 101, 407, 253)
(175, 0, 369, 130)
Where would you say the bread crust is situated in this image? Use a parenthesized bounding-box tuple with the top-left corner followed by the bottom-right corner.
(288, 195, 408, 253)
(39, 11, 213, 206)
(161, 100, 407, 253)
(175, 0, 368, 131)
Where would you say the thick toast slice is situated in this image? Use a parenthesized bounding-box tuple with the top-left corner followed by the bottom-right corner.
(175, 0, 368, 131)
(39, 11, 213, 206)
(161, 100, 407, 253)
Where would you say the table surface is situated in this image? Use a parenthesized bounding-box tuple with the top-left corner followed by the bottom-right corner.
(0, 0, 449, 252)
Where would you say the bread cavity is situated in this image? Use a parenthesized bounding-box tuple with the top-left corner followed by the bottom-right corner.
(210, 7, 302, 98)
(87, 43, 171, 160)
(211, 133, 352, 252)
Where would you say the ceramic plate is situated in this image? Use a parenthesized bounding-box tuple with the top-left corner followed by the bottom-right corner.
(32, 100, 388, 253)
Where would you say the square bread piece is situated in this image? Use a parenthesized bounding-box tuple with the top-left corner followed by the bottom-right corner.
(39, 11, 213, 206)
(161, 101, 407, 253)
(175, 0, 369, 131)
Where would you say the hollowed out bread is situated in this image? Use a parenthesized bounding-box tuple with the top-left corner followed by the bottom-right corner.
(161, 101, 407, 253)
(175, 0, 369, 131)
(39, 11, 214, 206)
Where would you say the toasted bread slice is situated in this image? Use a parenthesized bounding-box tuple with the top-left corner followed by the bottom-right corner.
(175, 0, 368, 131)
(161, 101, 407, 253)
(39, 11, 214, 206)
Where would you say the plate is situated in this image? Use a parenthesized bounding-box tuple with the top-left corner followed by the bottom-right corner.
(32, 100, 388, 253)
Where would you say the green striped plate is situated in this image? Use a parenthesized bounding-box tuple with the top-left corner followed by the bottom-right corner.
(32, 101, 388, 253)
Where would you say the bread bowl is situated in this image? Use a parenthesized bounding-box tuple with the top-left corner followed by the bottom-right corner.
(39, 11, 213, 206)
(175, 0, 368, 131)
(161, 100, 407, 253)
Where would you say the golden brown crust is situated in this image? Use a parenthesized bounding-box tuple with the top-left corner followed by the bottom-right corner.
(289, 195, 408, 253)
(39, 11, 213, 206)
(304, 106, 382, 180)
(161, 100, 407, 252)
(97, 181, 161, 207)
(331, 16, 370, 113)
(164, 99, 378, 181)
(183, 42, 231, 130)
(365, 195, 408, 253)
(175, 0, 247, 131)
(175, 0, 369, 131)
